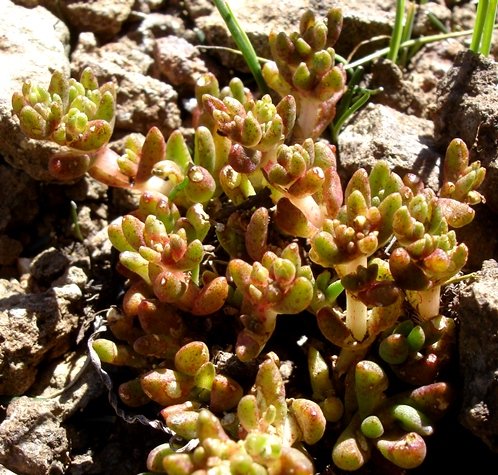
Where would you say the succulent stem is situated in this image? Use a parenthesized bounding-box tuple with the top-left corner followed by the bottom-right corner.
(289, 193, 324, 228)
(337, 255, 368, 340)
(295, 99, 320, 141)
(406, 286, 441, 321)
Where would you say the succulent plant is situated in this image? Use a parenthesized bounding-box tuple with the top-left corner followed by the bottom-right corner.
(262, 8, 347, 141)
(11, 5, 487, 475)
(147, 354, 325, 474)
(378, 315, 456, 385)
(332, 360, 453, 471)
(310, 161, 403, 341)
(108, 190, 228, 314)
(11, 67, 123, 182)
(388, 140, 483, 321)
(227, 243, 314, 361)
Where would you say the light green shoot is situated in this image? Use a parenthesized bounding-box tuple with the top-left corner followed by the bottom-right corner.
(324, 280, 345, 304)
(70, 200, 84, 242)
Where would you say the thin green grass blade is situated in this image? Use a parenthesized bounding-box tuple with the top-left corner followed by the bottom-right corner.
(331, 87, 382, 142)
(387, 0, 406, 62)
(213, 0, 268, 94)
(334, 66, 365, 123)
(480, 0, 497, 55)
(398, 1, 416, 66)
(346, 28, 485, 69)
(470, 0, 489, 53)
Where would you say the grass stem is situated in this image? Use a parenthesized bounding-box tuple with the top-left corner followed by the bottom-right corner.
(213, 0, 268, 94)
(387, 0, 406, 62)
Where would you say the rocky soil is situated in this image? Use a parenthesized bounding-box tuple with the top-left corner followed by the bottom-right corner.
(0, 0, 497, 474)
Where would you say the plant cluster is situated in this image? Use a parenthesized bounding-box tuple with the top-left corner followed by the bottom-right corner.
(12, 6, 486, 475)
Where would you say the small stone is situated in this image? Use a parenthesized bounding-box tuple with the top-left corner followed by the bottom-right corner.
(338, 103, 440, 189)
(154, 36, 208, 87)
(58, 0, 135, 39)
(0, 397, 69, 474)
(0, 280, 83, 395)
(30, 247, 69, 284)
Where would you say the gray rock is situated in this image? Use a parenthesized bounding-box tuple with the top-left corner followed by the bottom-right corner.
(29, 247, 69, 285)
(183, 0, 214, 19)
(52, 265, 88, 289)
(454, 205, 498, 271)
(72, 33, 153, 76)
(407, 39, 466, 119)
(0, 280, 83, 395)
(31, 350, 104, 417)
(129, 12, 193, 54)
(338, 103, 440, 188)
(0, 0, 70, 181)
(56, 0, 135, 39)
(193, 0, 310, 71)
(0, 397, 69, 474)
(0, 351, 104, 474)
(368, 59, 427, 118)
(0, 464, 17, 475)
(433, 50, 498, 214)
(458, 259, 498, 452)
(132, 0, 164, 14)
(154, 36, 208, 87)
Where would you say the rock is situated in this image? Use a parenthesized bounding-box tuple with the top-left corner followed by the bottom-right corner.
(0, 350, 103, 474)
(31, 351, 104, 417)
(458, 259, 498, 453)
(52, 265, 88, 289)
(132, 0, 164, 14)
(407, 39, 465, 119)
(183, 0, 214, 19)
(0, 164, 39, 232)
(0, 163, 39, 271)
(0, 0, 70, 181)
(0, 397, 69, 475)
(411, 1, 452, 37)
(63, 175, 109, 202)
(0, 280, 83, 395)
(338, 103, 440, 188)
(193, 0, 310, 71)
(433, 50, 498, 214)
(56, 0, 135, 39)
(369, 59, 426, 117)
(71, 33, 181, 137)
(72, 203, 108, 242)
(129, 12, 194, 55)
(0, 464, 17, 475)
(72, 33, 153, 76)
(154, 36, 208, 87)
(29, 247, 69, 285)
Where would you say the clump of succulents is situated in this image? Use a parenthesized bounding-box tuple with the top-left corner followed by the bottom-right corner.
(11, 6, 486, 475)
